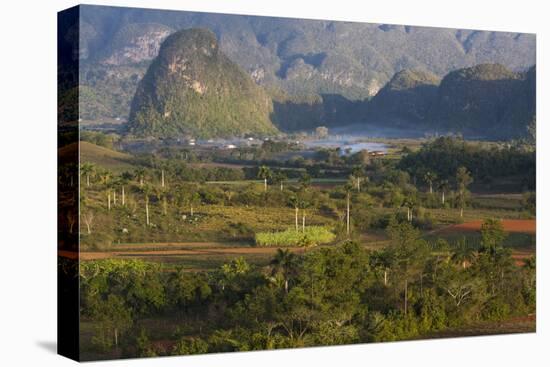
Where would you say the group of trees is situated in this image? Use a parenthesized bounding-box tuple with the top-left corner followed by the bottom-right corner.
(399, 136, 536, 191)
(79, 218, 535, 358)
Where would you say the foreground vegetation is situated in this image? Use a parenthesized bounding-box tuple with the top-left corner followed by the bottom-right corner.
(72, 219, 535, 360)
(57, 133, 537, 359)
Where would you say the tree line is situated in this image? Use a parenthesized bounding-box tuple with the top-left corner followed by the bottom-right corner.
(77, 218, 535, 358)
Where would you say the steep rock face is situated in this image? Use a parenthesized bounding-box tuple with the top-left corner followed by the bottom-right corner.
(101, 23, 173, 65)
(429, 64, 525, 137)
(128, 28, 277, 138)
(366, 69, 440, 124)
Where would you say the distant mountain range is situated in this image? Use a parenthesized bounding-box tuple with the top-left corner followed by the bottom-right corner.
(73, 5, 536, 139)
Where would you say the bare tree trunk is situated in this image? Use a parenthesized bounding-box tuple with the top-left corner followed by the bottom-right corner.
(114, 328, 118, 347)
(404, 279, 408, 316)
(295, 207, 299, 231)
(108, 192, 111, 210)
(145, 199, 150, 226)
(302, 212, 306, 232)
(113, 191, 117, 206)
(441, 191, 445, 205)
(83, 213, 93, 234)
(190, 205, 194, 216)
(384, 270, 387, 286)
(86, 174, 90, 187)
(163, 198, 167, 215)
(280, 182, 283, 191)
(284, 279, 289, 294)
(429, 183, 432, 194)
(161, 169, 165, 187)
(460, 207, 464, 218)
(264, 178, 267, 192)
(140, 178, 143, 186)
(346, 193, 350, 236)
(122, 186, 125, 206)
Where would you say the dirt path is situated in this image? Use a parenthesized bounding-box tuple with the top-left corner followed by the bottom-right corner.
(61, 244, 305, 261)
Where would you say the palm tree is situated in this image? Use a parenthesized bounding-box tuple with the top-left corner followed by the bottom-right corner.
(257, 165, 272, 192)
(155, 186, 168, 215)
(98, 169, 113, 210)
(140, 184, 153, 226)
(401, 197, 416, 222)
(111, 177, 124, 206)
(424, 171, 437, 194)
(270, 249, 297, 294)
(299, 199, 311, 232)
(157, 164, 169, 188)
(343, 182, 354, 236)
(351, 166, 365, 192)
(119, 172, 133, 206)
(80, 162, 95, 187)
(134, 168, 146, 187)
(288, 195, 300, 231)
(451, 238, 476, 269)
(298, 172, 311, 192)
(273, 171, 287, 191)
(456, 166, 473, 218)
(438, 179, 449, 206)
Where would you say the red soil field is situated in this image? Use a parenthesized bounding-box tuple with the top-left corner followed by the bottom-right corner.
(443, 219, 535, 234)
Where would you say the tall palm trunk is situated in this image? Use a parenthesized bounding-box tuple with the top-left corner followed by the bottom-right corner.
(107, 192, 111, 210)
(404, 279, 408, 316)
(295, 207, 299, 231)
(113, 191, 117, 205)
(302, 212, 306, 232)
(145, 198, 150, 226)
(346, 193, 350, 235)
(441, 191, 445, 205)
(429, 182, 433, 194)
(161, 169, 165, 187)
(264, 178, 267, 192)
(121, 186, 125, 206)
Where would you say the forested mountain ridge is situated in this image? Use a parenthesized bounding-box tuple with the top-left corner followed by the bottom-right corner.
(365, 69, 441, 125)
(427, 64, 536, 138)
(128, 28, 277, 138)
(76, 5, 535, 124)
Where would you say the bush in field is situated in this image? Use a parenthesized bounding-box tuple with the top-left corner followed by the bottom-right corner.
(255, 226, 335, 247)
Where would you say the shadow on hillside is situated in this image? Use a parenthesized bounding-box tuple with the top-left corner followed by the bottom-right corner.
(270, 93, 368, 131)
